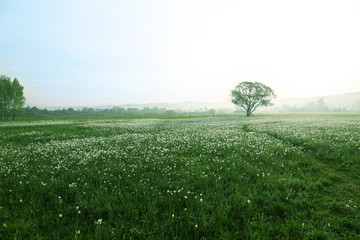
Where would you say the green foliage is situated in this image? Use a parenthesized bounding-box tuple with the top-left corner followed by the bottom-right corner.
(0, 75, 13, 120)
(231, 81, 276, 116)
(0, 75, 26, 120)
(0, 114, 359, 239)
(22, 106, 219, 118)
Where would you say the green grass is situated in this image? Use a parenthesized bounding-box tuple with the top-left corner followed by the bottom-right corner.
(0, 114, 359, 239)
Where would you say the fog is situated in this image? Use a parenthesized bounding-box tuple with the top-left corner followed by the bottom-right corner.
(1, 0, 360, 107)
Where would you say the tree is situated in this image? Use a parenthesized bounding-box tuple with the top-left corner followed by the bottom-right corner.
(230, 81, 276, 116)
(303, 98, 328, 112)
(10, 78, 26, 120)
(0, 75, 13, 120)
(0, 75, 26, 120)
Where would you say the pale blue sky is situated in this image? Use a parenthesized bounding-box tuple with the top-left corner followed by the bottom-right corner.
(1, 0, 360, 106)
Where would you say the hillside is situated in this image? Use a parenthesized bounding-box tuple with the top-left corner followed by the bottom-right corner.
(271, 92, 360, 112)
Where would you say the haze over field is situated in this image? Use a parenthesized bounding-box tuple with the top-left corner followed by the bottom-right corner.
(1, 0, 360, 107)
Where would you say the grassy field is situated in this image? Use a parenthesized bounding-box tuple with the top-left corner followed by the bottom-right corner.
(0, 114, 359, 239)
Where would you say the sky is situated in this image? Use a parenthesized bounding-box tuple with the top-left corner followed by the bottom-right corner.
(1, 0, 360, 106)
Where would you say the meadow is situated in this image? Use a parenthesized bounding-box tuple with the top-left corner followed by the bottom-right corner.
(0, 114, 359, 239)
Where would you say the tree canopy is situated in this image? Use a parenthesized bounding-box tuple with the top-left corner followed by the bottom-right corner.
(230, 81, 276, 116)
(0, 75, 26, 120)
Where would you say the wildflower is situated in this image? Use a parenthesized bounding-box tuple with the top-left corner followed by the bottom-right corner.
(195, 224, 198, 228)
(95, 219, 103, 225)
(59, 214, 63, 218)
(247, 199, 251, 203)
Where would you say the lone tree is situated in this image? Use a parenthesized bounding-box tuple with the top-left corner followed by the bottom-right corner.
(230, 81, 276, 116)
(0, 75, 26, 120)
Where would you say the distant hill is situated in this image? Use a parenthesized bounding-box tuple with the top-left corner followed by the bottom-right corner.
(272, 92, 360, 111)
(28, 92, 360, 113)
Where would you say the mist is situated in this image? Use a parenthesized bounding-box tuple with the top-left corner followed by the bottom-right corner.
(1, 0, 360, 107)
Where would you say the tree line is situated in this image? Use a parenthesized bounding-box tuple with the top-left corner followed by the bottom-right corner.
(23, 106, 218, 118)
(0, 75, 26, 120)
(278, 98, 351, 112)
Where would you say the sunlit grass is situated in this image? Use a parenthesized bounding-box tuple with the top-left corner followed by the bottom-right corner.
(0, 114, 359, 239)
